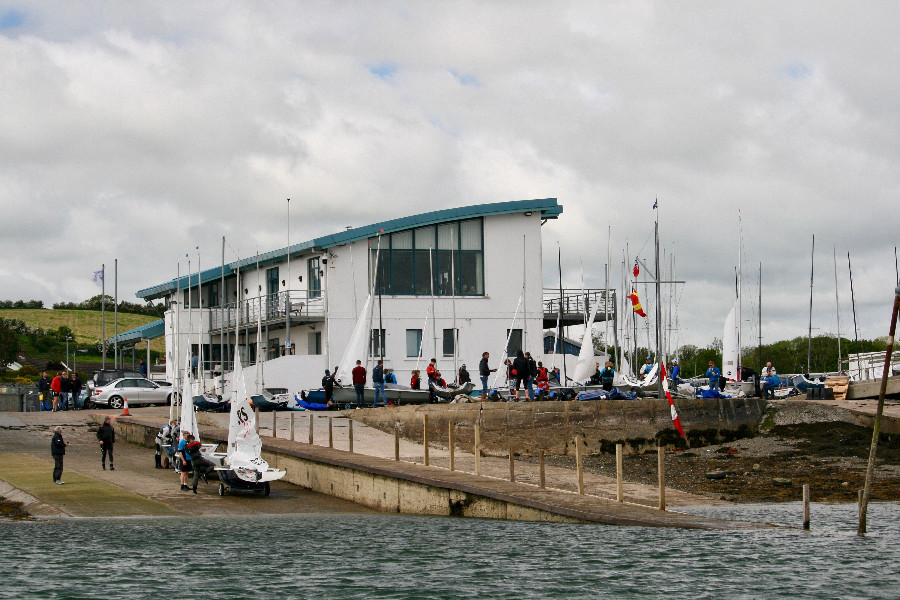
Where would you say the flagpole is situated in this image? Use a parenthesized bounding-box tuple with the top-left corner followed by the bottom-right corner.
(654, 200, 663, 400)
(101, 264, 106, 369)
(114, 258, 118, 369)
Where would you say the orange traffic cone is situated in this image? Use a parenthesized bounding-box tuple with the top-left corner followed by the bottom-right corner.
(121, 398, 131, 416)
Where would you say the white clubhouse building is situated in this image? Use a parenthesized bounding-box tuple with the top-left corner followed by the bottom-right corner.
(134, 198, 610, 394)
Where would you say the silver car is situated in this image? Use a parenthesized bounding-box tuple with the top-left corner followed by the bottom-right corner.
(88, 378, 176, 409)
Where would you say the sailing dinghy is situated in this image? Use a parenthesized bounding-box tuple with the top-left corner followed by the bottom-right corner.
(216, 353, 286, 495)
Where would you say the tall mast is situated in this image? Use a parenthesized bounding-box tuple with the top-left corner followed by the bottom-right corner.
(557, 244, 565, 381)
(285, 198, 291, 354)
(848, 252, 861, 376)
(758, 262, 762, 374)
(808, 235, 815, 374)
(833, 247, 842, 373)
(220, 236, 225, 392)
(654, 202, 662, 399)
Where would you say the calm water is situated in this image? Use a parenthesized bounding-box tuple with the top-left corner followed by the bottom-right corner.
(3, 503, 898, 599)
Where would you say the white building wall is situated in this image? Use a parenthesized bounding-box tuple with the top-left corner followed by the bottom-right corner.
(162, 211, 552, 395)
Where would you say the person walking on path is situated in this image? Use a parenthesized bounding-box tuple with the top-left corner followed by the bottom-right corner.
(38, 371, 51, 411)
(351, 360, 366, 408)
(478, 352, 496, 399)
(51, 426, 68, 484)
(97, 416, 115, 470)
(372, 360, 385, 408)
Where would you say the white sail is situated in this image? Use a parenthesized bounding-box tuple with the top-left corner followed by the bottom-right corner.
(180, 352, 198, 441)
(336, 294, 372, 386)
(722, 301, 739, 381)
(571, 297, 602, 383)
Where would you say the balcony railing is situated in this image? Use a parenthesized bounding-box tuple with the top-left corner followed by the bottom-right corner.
(208, 291, 325, 333)
(543, 288, 615, 326)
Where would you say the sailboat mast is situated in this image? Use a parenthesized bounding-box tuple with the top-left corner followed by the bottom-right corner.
(738, 211, 743, 377)
(220, 237, 225, 393)
(808, 235, 815, 374)
(654, 205, 662, 400)
(521, 235, 527, 352)
(833, 247, 842, 373)
(557, 244, 565, 381)
(848, 252, 861, 375)
(758, 263, 762, 374)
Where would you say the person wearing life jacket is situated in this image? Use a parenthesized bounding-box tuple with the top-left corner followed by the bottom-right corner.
(410, 370, 421, 390)
(535, 362, 550, 392)
(599, 361, 615, 392)
(155, 420, 177, 469)
(185, 434, 215, 494)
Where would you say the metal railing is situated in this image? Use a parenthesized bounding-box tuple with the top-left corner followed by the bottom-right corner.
(543, 288, 615, 320)
(208, 291, 325, 333)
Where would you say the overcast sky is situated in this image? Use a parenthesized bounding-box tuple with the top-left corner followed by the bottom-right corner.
(2, 1, 898, 351)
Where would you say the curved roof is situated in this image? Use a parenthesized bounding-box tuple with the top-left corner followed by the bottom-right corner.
(137, 198, 561, 300)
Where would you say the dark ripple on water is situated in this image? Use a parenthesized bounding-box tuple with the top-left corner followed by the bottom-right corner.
(2, 503, 898, 599)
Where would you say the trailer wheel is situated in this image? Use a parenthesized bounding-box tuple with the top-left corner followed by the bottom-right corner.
(218, 483, 225, 496)
(264, 483, 270, 497)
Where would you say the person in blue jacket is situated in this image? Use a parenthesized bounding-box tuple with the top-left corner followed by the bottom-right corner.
(706, 361, 722, 391)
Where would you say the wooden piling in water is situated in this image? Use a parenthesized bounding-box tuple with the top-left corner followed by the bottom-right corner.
(657, 444, 666, 511)
(576, 435, 584, 495)
(803, 484, 810, 530)
(423, 414, 430, 466)
(616, 443, 624, 502)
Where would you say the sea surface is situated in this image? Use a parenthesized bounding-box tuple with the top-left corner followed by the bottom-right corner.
(3, 502, 898, 599)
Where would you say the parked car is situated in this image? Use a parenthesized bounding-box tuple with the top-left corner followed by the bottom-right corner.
(88, 369, 144, 394)
(87, 378, 177, 409)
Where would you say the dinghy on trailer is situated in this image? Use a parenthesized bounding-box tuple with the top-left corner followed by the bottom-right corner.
(216, 353, 286, 496)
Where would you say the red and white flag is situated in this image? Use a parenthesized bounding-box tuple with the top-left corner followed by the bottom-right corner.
(660, 362, 685, 438)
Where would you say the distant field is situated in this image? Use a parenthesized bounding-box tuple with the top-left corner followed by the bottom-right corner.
(0, 308, 165, 352)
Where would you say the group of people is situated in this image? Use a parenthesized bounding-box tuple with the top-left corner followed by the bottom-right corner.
(49, 415, 116, 485)
(37, 370, 82, 411)
(154, 419, 214, 493)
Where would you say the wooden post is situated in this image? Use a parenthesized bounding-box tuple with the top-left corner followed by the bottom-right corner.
(328, 417, 333, 448)
(272, 410, 277, 437)
(308, 413, 314, 445)
(657, 444, 666, 511)
(423, 414, 430, 466)
(539, 451, 545, 489)
(254, 407, 260, 433)
(803, 484, 811, 530)
(475, 422, 481, 476)
(289, 412, 295, 442)
(509, 448, 515, 482)
(348, 419, 354, 453)
(394, 425, 400, 461)
(449, 422, 455, 471)
(575, 434, 584, 495)
(616, 443, 624, 502)
(858, 489, 864, 527)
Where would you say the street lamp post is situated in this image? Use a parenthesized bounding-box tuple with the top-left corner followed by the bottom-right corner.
(66, 336, 72, 370)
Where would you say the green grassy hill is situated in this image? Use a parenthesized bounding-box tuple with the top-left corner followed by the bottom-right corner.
(1, 308, 164, 352)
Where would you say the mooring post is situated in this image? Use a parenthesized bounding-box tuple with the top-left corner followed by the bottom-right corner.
(539, 451, 546, 489)
(509, 448, 515, 482)
(394, 424, 400, 461)
(348, 419, 354, 453)
(328, 417, 333, 448)
(803, 484, 811, 530)
(423, 413, 430, 466)
(616, 443, 624, 502)
(272, 410, 277, 437)
(475, 422, 481, 476)
(254, 407, 260, 433)
(449, 422, 455, 471)
(289, 412, 295, 442)
(308, 413, 314, 445)
(576, 434, 584, 495)
(657, 444, 666, 511)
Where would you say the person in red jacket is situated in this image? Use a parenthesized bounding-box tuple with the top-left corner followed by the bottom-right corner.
(50, 372, 63, 411)
(351, 360, 366, 408)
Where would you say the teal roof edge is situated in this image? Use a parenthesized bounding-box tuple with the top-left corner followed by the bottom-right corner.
(107, 318, 165, 344)
(137, 198, 561, 300)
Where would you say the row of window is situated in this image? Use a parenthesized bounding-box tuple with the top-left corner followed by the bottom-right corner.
(370, 327, 524, 359)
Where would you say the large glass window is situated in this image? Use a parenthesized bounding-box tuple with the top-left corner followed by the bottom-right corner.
(308, 257, 321, 299)
(406, 329, 423, 357)
(442, 328, 457, 357)
(368, 218, 483, 296)
(506, 329, 523, 356)
(370, 329, 386, 358)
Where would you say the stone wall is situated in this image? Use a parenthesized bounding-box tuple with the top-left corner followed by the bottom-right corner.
(352, 397, 768, 455)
